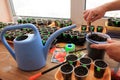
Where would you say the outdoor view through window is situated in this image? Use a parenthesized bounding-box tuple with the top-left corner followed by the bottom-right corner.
(12, 0, 70, 18)
(86, 0, 120, 18)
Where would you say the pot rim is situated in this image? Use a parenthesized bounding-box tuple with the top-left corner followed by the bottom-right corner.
(60, 63, 74, 74)
(86, 32, 111, 44)
(66, 54, 78, 62)
(74, 65, 89, 77)
(79, 57, 92, 65)
(94, 59, 108, 69)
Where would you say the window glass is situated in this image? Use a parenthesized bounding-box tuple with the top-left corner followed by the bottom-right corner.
(85, 0, 120, 18)
(12, 0, 70, 18)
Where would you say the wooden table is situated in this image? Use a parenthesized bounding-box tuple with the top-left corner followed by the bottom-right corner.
(0, 41, 59, 80)
(0, 40, 119, 80)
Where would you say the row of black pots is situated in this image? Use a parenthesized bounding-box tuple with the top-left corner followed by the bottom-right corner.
(60, 54, 108, 80)
(0, 22, 8, 28)
(3, 27, 55, 46)
(31, 27, 86, 46)
(54, 19, 72, 28)
(4, 30, 25, 41)
(56, 30, 87, 46)
(17, 18, 72, 27)
(107, 17, 120, 27)
(39, 26, 58, 34)
(17, 18, 52, 26)
(81, 25, 104, 32)
(4, 28, 86, 46)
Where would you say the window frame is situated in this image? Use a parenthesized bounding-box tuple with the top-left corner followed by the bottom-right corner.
(8, 0, 108, 26)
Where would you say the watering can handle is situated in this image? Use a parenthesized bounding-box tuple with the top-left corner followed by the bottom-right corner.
(0, 24, 40, 59)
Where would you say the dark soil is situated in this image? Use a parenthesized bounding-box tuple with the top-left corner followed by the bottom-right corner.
(66, 55, 78, 61)
(95, 61, 107, 68)
(80, 58, 91, 64)
(61, 64, 73, 72)
(88, 34, 107, 42)
(74, 66, 88, 76)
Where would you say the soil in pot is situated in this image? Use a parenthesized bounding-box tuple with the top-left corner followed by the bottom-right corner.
(88, 34, 107, 42)
(66, 54, 78, 66)
(80, 57, 92, 69)
(74, 66, 88, 80)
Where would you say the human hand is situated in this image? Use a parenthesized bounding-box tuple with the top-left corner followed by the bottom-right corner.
(83, 6, 106, 25)
(90, 39, 120, 62)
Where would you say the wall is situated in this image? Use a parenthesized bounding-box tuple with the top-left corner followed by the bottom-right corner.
(0, 0, 13, 22)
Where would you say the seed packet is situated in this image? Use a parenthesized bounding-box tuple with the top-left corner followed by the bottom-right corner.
(51, 48, 66, 63)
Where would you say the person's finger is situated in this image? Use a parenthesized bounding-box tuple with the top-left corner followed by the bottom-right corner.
(90, 15, 101, 22)
(83, 10, 87, 14)
(90, 44, 109, 49)
(87, 21, 91, 26)
(107, 39, 116, 43)
(83, 11, 89, 21)
(86, 11, 94, 22)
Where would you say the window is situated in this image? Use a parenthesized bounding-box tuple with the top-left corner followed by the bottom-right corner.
(85, 0, 120, 18)
(11, 0, 71, 18)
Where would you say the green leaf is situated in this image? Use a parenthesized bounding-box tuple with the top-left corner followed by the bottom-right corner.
(96, 67, 101, 72)
(68, 61, 73, 65)
(82, 64, 87, 68)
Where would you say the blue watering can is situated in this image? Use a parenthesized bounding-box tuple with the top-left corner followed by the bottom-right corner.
(0, 24, 76, 71)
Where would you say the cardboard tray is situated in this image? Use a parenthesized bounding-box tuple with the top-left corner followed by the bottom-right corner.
(105, 22, 120, 31)
(55, 63, 111, 80)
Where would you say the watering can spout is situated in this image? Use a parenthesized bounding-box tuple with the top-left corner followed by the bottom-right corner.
(44, 24, 76, 60)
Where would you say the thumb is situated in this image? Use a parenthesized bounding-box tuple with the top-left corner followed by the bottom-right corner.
(90, 44, 109, 49)
(107, 39, 116, 43)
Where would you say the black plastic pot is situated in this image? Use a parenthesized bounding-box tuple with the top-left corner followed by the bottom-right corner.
(76, 32, 86, 46)
(81, 25, 87, 31)
(88, 25, 95, 32)
(94, 59, 108, 79)
(97, 26, 104, 32)
(86, 32, 110, 61)
(74, 65, 89, 80)
(66, 54, 78, 66)
(79, 57, 92, 69)
(60, 63, 74, 80)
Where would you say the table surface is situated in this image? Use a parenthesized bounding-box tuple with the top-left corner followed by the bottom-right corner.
(0, 41, 62, 80)
(0, 40, 119, 80)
